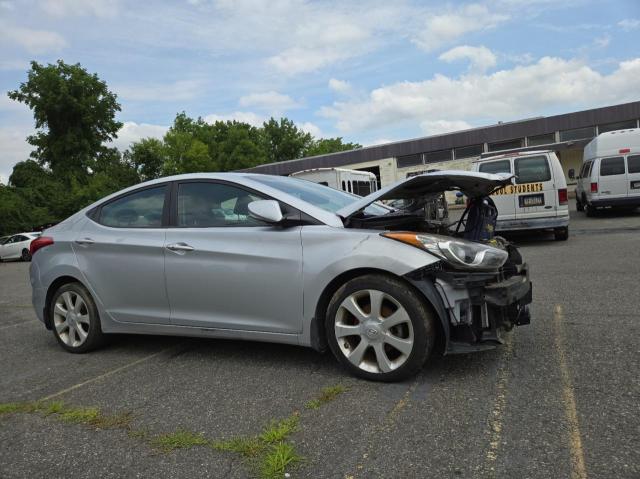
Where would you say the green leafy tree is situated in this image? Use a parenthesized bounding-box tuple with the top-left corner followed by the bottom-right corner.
(261, 118, 313, 164)
(8, 60, 122, 180)
(304, 137, 361, 157)
(125, 138, 166, 181)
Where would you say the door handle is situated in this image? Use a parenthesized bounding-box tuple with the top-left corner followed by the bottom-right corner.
(166, 242, 194, 252)
(75, 238, 95, 245)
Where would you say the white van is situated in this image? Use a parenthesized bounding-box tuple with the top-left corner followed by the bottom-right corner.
(471, 150, 569, 240)
(575, 129, 640, 216)
(290, 168, 378, 196)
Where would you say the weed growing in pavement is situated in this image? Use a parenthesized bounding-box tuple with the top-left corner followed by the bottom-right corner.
(0, 382, 348, 479)
(150, 430, 209, 452)
(305, 384, 348, 410)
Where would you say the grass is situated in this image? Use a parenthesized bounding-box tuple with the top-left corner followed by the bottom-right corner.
(0, 384, 343, 478)
(261, 442, 303, 479)
(305, 384, 348, 410)
(150, 430, 209, 452)
(259, 414, 299, 443)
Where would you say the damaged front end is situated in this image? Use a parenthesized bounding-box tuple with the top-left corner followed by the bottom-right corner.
(338, 170, 533, 353)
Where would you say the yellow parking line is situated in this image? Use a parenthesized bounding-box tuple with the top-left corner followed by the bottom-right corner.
(39, 344, 183, 402)
(553, 304, 588, 479)
(484, 333, 514, 478)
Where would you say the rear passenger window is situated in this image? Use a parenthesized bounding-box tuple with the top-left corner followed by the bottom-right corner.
(627, 155, 640, 174)
(479, 160, 511, 174)
(514, 156, 551, 184)
(99, 186, 166, 228)
(600, 157, 625, 176)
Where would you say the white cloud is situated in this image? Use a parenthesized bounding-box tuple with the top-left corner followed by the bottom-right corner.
(116, 80, 205, 102)
(320, 56, 640, 133)
(420, 119, 473, 136)
(112, 122, 168, 151)
(40, 0, 119, 17)
(594, 35, 610, 48)
(439, 45, 497, 72)
(618, 19, 640, 31)
(0, 23, 67, 54)
(328, 78, 352, 94)
(299, 121, 322, 138)
(203, 111, 265, 127)
(0, 126, 33, 184)
(412, 4, 509, 52)
(238, 91, 299, 112)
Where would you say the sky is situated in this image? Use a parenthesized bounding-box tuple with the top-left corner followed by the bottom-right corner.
(1, 0, 639, 183)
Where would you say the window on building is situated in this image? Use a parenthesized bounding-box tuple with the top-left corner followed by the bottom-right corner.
(454, 144, 483, 159)
(527, 133, 556, 147)
(600, 156, 625, 176)
(488, 138, 524, 152)
(559, 126, 596, 142)
(598, 120, 637, 134)
(424, 149, 452, 163)
(628, 155, 640, 174)
(396, 153, 423, 168)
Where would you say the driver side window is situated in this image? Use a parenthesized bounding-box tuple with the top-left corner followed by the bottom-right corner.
(177, 182, 267, 227)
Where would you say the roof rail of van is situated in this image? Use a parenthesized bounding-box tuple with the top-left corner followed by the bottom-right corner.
(476, 149, 551, 161)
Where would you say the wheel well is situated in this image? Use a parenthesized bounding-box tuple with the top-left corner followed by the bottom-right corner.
(43, 276, 82, 330)
(310, 268, 444, 353)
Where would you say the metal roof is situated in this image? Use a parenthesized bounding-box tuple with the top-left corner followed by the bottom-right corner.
(244, 101, 640, 175)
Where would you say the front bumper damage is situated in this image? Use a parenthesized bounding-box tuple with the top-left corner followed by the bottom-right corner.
(406, 262, 532, 354)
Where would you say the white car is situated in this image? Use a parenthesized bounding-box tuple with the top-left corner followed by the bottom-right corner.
(0, 232, 41, 262)
(471, 150, 570, 241)
(576, 129, 640, 216)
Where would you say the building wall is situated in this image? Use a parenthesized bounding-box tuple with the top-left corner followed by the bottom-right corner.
(557, 148, 584, 186)
(348, 158, 397, 187)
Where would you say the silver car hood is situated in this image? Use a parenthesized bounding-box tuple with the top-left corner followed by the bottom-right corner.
(336, 170, 513, 219)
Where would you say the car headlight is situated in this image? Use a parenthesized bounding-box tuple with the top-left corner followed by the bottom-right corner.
(381, 232, 508, 271)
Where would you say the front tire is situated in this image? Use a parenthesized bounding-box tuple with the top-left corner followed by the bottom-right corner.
(21, 248, 31, 262)
(576, 198, 583, 212)
(325, 274, 436, 382)
(50, 282, 104, 353)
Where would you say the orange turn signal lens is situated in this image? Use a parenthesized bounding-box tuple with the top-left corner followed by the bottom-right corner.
(380, 232, 424, 249)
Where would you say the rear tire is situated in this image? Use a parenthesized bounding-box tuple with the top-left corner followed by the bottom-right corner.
(50, 282, 105, 353)
(21, 249, 31, 262)
(325, 274, 436, 382)
(576, 198, 583, 212)
(554, 227, 569, 241)
(585, 203, 596, 217)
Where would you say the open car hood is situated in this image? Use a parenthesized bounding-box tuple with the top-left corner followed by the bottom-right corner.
(336, 170, 513, 219)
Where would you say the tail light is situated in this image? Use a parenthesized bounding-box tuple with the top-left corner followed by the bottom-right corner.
(558, 188, 568, 205)
(590, 182, 598, 193)
(30, 236, 54, 256)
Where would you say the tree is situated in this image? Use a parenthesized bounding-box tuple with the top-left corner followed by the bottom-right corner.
(304, 137, 361, 157)
(261, 118, 313, 164)
(8, 60, 122, 180)
(125, 138, 166, 181)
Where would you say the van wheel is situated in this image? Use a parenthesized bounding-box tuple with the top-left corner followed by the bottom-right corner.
(576, 198, 583, 212)
(554, 227, 569, 241)
(585, 203, 596, 217)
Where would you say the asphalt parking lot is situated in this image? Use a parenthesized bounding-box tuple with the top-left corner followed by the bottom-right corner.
(1, 205, 639, 479)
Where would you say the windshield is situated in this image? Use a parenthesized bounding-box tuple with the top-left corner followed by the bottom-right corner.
(250, 175, 388, 216)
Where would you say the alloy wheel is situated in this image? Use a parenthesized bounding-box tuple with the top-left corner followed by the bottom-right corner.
(53, 291, 91, 348)
(334, 289, 414, 374)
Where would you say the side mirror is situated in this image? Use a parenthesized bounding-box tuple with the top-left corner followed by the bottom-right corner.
(248, 200, 283, 223)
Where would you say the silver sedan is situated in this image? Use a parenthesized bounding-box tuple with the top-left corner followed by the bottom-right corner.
(29, 171, 532, 381)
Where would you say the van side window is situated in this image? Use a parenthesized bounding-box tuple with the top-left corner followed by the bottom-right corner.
(342, 181, 346, 191)
(579, 162, 590, 178)
(514, 156, 551, 184)
(478, 160, 511, 174)
(600, 157, 625, 176)
(628, 155, 640, 174)
(587, 161, 594, 177)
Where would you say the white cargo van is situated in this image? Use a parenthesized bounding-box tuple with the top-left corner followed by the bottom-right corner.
(575, 129, 640, 216)
(290, 168, 378, 196)
(471, 150, 569, 240)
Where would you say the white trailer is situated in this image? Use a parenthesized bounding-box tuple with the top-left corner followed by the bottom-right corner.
(290, 168, 378, 196)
